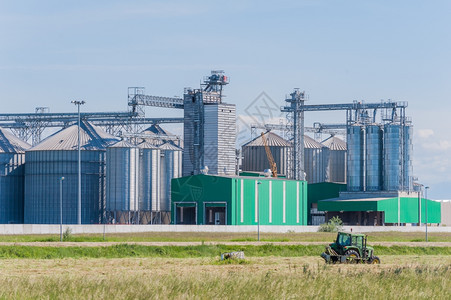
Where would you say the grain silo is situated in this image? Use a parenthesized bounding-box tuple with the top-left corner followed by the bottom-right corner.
(321, 135, 346, 183)
(138, 141, 160, 222)
(303, 135, 326, 184)
(0, 128, 30, 224)
(159, 142, 182, 212)
(366, 125, 383, 191)
(24, 121, 119, 224)
(241, 131, 292, 177)
(106, 140, 139, 223)
(347, 125, 362, 191)
(383, 123, 413, 191)
(142, 124, 182, 147)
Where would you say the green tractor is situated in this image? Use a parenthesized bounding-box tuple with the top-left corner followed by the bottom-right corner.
(320, 231, 380, 264)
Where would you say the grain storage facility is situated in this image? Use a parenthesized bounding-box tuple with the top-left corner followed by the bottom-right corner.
(321, 136, 346, 183)
(171, 174, 307, 225)
(383, 123, 413, 191)
(138, 141, 160, 222)
(241, 133, 326, 183)
(304, 135, 327, 184)
(0, 127, 30, 224)
(24, 121, 119, 224)
(160, 142, 182, 213)
(241, 131, 291, 177)
(106, 140, 140, 223)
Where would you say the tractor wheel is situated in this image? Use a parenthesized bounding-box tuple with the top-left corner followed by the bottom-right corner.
(369, 256, 381, 264)
(345, 250, 360, 264)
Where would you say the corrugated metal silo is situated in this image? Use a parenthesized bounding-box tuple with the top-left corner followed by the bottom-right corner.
(159, 142, 182, 211)
(366, 125, 383, 191)
(0, 128, 30, 224)
(24, 121, 119, 224)
(106, 140, 139, 214)
(303, 135, 326, 184)
(321, 136, 347, 183)
(138, 141, 160, 211)
(241, 132, 292, 176)
(403, 125, 413, 191)
(383, 124, 401, 191)
(347, 125, 363, 191)
(383, 123, 413, 191)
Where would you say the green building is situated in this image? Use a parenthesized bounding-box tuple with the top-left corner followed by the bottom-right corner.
(307, 182, 347, 225)
(318, 192, 441, 225)
(171, 174, 308, 225)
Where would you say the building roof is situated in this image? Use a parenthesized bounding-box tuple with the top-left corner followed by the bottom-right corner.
(109, 140, 135, 148)
(0, 127, 31, 153)
(304, 135, 324, 149)
(242, 131, 292, 147)
(159, 142, 182, 151)
(28, 121, 119, 151)
(142, 124, 173, 136)
(321, 136, 347, 150)
(138, 141, 160, 149)
(320, 197, 392, 202)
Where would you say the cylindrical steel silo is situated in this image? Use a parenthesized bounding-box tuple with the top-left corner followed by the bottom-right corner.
(403, 125, 413, 191)
(138, 141, 160, 211)
(24, 121, 119, 224)
(303, 135, 326, 184)
(0, 128, 30, 224)
(241, 132, 292, 177)
(106, 140, 139, 214)
(347, 125, 363, 191)
(321, 136, 347, 183)
(383, 124, 402, 191)
(366, 125, 383, 191)
(159, 142, 182, 212)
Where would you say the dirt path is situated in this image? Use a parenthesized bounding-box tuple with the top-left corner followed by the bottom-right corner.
(0, 241, 450, 247)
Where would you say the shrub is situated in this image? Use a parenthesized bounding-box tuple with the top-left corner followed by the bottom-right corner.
(63, 227, 72, 241)
(318, 216, 343, 232)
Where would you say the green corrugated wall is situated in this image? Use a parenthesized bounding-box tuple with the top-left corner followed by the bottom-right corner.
(171, 175, 308, 225)
(307, 182, 347, 207)
(318, 197, 441, 224)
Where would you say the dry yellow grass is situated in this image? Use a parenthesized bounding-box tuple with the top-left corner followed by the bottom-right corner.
(0, 256, 450, 299)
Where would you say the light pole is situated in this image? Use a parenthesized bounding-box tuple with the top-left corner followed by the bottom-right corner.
(418, 184, 423, 227)
(59, 176, 65, 242)
(71, 100, 85, 225)
(425, 186, 429, 242)
(257, 181, 262, 242)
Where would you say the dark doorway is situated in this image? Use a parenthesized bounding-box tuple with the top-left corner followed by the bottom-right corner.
(175, 206, 196, 224)
(205, 206, 226, 225)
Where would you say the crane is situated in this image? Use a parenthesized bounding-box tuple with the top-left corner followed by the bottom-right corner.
(261, 132, 278, 178)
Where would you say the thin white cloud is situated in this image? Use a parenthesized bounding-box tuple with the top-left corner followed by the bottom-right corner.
(417, 129, 434, 139)
(421, 140, 451, 151)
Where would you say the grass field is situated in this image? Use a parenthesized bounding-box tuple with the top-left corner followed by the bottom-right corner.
(0, 244, 450, 259)
(0, 231, 449, 243)
(0, 256, 450, 299)
(0, 232, 449, 299)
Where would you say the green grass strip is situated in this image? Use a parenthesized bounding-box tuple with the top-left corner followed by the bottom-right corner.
(0, 244, 450, 259)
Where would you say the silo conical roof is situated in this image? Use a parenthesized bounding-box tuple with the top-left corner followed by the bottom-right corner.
(321, 136, 347, 151)
(159, 142, 182, 151)
(242, 131, 292, 147)
(28, 121, 119, 151)
(304, 135, 324, 149)
(109, 140, 135, 148)
(0, 127, 31, 153)
(138, 141, 160, 149)
(142, 124, 173, 136)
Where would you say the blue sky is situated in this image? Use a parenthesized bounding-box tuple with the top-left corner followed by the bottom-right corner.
(1, 1, 450, 199)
